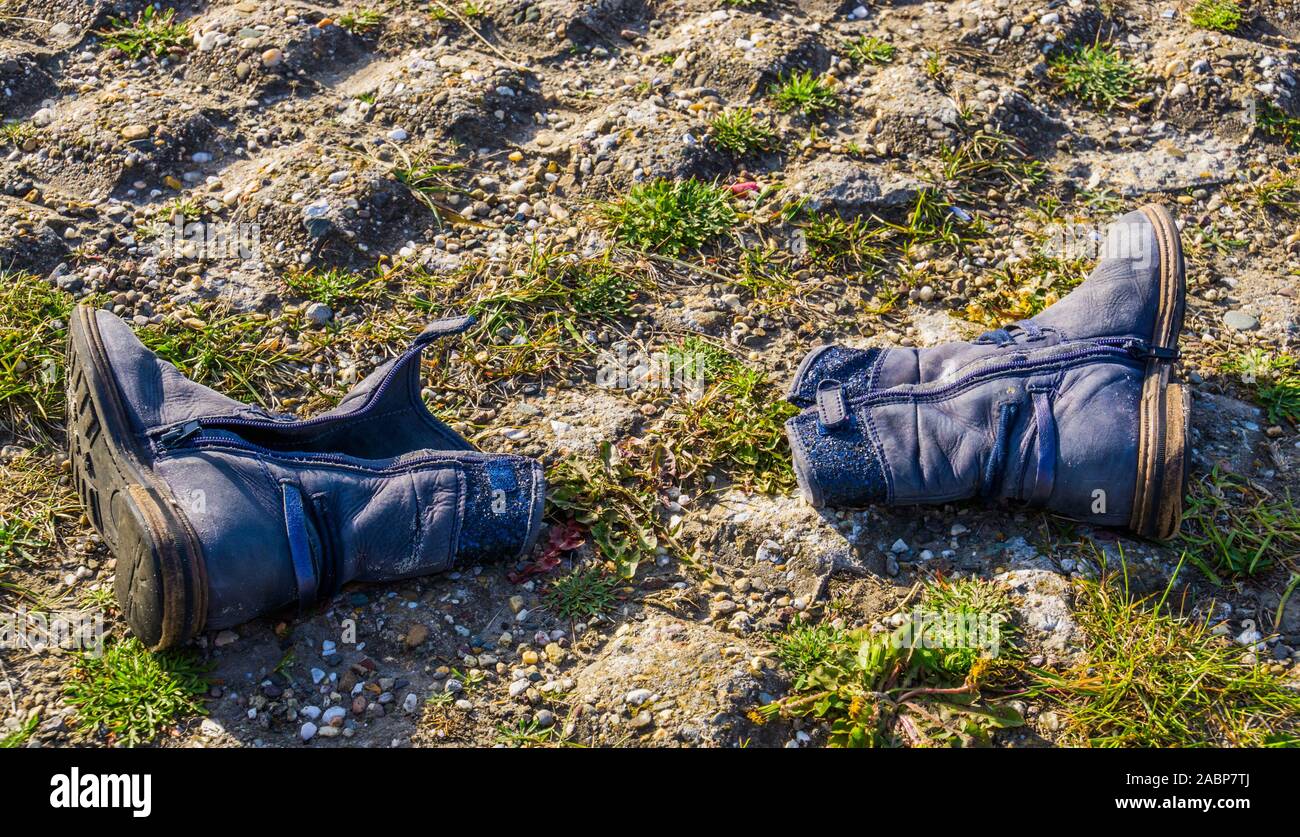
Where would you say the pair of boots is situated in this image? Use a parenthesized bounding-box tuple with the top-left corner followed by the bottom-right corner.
(67, 205, 1187, 651)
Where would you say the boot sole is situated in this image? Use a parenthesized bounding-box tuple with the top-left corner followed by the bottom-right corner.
(1131, 205, 1190, 540)
(67, 306, 207, 649)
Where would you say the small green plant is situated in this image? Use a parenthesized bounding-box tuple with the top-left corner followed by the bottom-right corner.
(937, 130, 1046, 196)
(760, 579, 1022, 747)
(65, 637, 209, 746)
(496, 718, 577, 747)
(708, 108, 778, 157)
(1041, 559, 1300, 746)
(285, 267, 383, 308)
(0, 121, 35, 147)
(774, 618, 846, 683)
(734, 246, 797, 303)
(453, 249, 642, 382)
(137, 306, 311, 407)
(0, 714, 38, 748)
(803, 213, 885, 269)
(769, 70, 839, 118)
(1250, 170, 1300, 215)
(545, 566, 622, 620)
(0, 272, 79, 437)
(923, 52, 946, 80)
(1225, 349, 1300, 425)
(665, 338, 798, 493)
(1188, 0, 1243, 32)
(845, 35, 896, 65)
(598, 178, 738, 255)
(1257, 101, 1300, 150)
(548, 442, 664, 578)
(1180, 467, 1300, 581)
(337, 7, 384, 33)
(0, 456, 80, 575)
(461, 0, 485, 17)
(99, 6, 190, 59)
(1048, 43, 1145, 110)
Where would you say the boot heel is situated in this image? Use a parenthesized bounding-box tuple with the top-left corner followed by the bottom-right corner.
(1151, 380, 1190, 540)
(111, 484, 204, 650)
(67, 306, 206, 650)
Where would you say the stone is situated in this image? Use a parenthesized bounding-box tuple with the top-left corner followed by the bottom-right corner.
(300, 722, 318, 742)
(625, 688, 653, 706)
(121, 125, 151, 141)
(305, 302, 333, 326)
(1223, 311, 1258, 331)
(791, 158, 922, 215)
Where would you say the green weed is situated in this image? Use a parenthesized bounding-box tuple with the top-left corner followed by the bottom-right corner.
(770, 70, 839, 118)
(65, 637, 209, 746)
(709, 108, 779, 157)
(599, 178, 737, 255)
(1048, 43, 1145, 110)
(99, 6, 189, 59)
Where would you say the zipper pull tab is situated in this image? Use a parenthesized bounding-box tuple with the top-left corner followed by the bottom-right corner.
(159, 420, 202, 447)
(1126, 340, 1179, 361)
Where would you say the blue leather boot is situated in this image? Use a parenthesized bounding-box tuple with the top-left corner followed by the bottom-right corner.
(786, 204, 1188, 539)
(67, 308, 545, 649)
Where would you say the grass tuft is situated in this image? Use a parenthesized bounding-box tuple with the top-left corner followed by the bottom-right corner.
(1047, 43, 1144, 110)
(1225, 348, 1300, 426)
(1179, 467, 1300, 581)
(1043, 562, 1300, 746)
(761, 578, 1021, 747)
(845, 35, 896, 65)
(0, 714, 39, 748)
(0, 272, 78, 438)
(99, 6, 190, 59)
(964, 251, 1089, 327)
(1188, 0, 1243, 32)
(285, 267, 383, 308)
(65, 637, 209, 746)
(0, 456, 80, 581)
(547, 442, 663, 578)
(709, 108, 778, 157)
(769, 70, 839, 118)
(0, 121, 36, 147)
(598, 178, 737, 256)
(337, 7, 384, 33)
(663, 337, 797, 493)
(1257, 101, 1300, 150)
(545, 565, 622, 620)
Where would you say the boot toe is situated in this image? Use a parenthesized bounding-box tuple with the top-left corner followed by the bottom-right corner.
(785, 410, 889, 509)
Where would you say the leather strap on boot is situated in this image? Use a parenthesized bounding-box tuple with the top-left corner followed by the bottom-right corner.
(280, 480, 320, 613)
(815, 379, 851, 433)
(1026, 381, 1058, 506)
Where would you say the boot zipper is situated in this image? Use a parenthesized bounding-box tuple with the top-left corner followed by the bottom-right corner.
(156, 425, 504, 469)
(852, 340, 1153, 407)
(158, 419, 203, 446)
